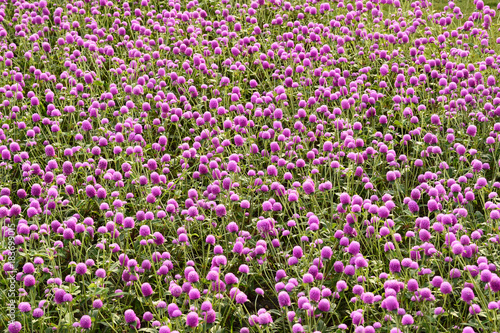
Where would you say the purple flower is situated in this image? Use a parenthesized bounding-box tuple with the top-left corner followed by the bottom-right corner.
(45, 145, 55, 157)
(235, 292, 248, 304)
(82, 120, 92, 131)
(8, 322, 22, 333)
(401, 314, 414, 325)
(490, 277, 500, 292)
(383, 296, 399, 311)
(141, 283, 153, 297)
(348, 241, 360, 255)
(24, 274, 36, 287)
(303, 181, 315, 194)
(461, 287, 474, 304)
(84, 73, 94, 84)
(93, 300, 103, 309)
(85, 185, 96, 198)
(278, 291, 291, 307)
(209, 99, 218, 109)
(19, 302, 31, 312)
(215, 204, 226, 217)
(80, 315, 92, 329)
(124, 309, 137, 324)
(186, 312, 199, 327)
(62, 161, 73, 175)
(466, 125, 477, 137)
(389, 259, 401, 273)
(75, 263, 87, 275)
(318, 299, 330, 311)
(321, 246, 333, 259)
(386, 171, 396, 182)
(33, 308, 44, 318)
(408, 200, 419, 213)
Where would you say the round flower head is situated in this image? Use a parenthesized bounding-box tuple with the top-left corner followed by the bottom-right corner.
(389, 259, 401, 273)
(407, 279, 418, 291)
(348, 241, 360, 255)
(278, 291, 291, 307)
(45, 145, 55, 157)
(19, 302, 31, 312)
(490, 277, 500, 292)
(386, 171, 396, 182)
(401, 314, 414, 326)
(81, 120, 92, 131)
(75, 263, 87, 275)
(318, 299, 330, 311)
(85, 185, 96, 198)
(303, 181, 315, 194)
(141, 283, 153, 297)
(480, 270, 492, 283)
(124, 309, 137, 323)
(24, 274, 36, 287)
(384, 296, 399, 311)
(80, 315, 92, 329)
(62, 161, 73, 175)
(466, 125, 477, 137)
(257, 310, 273, 325)
(8, 322, 22, 333)
(292, 246, 303, 258)
(215, 204, 226, 217)
(461, 287, 474, 303)
(186, 312, 199, 327)
(139, 225, 150, 237)
(235, 292, 248, 304)
(33, 308, 44, 318)
(95, 269, 106, 278)
(321, 246, 333, 259)
(84, 73, 93, 84)
(362, 292, 375, 304)
(434, 307, 444, 315)
(93, 299, 103, 309)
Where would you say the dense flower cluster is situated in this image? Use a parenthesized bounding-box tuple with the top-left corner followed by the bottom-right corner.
(0, 0, 500, 332)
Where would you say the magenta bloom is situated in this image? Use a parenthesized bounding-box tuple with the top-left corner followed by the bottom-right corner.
(85, 185, 96, 198)
(386, 171, 396, 182)
(348, 241, 360, 255)
(490, 277, 500, 292)
(141, 283, 153, 297)
(75, 263, 87, 275)
(24, 274, 36, 287)
(80, 315, 92, 329)
(8, 322, 22, 333)
(461, 287, 474, 304)
(278, 291, 291, 307)
(389, 259, 400, 273)
(18, 302, 31, 312)
(321, 246, 333, 259)
(209, 99, 218, 109)
(401, 314, 414, 325)
(62, 161, 73, 175)
(303, 181, 315, 194)
(466, 125, 477, 137)
(84, 73, 94, 84)
(124, 309, 137, 324)
(215, 204, 227, 217)
(383, 296, 399, 311)
(186, 312, 199, 327)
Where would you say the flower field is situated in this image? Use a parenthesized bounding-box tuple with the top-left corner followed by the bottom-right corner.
(1, 0, 500, 332)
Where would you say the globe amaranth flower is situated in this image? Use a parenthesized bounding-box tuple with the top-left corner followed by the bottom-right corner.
(80, 315, 92, 329)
